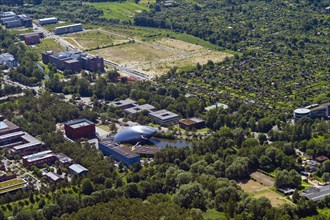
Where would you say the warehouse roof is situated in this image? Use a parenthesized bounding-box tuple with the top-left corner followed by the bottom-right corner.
(300, 186, 330, 201)
(69, 164, 88, 174)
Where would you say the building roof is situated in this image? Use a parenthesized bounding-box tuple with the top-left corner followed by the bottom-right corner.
(205, 102, 229, 111)
(111, 99, 137, 109)
(64, 118, 94, 128)
(0, 120, 20, 135)
(179, 117, 205, 126)
(294, 108, 311, 114)
(54, 23, 82, 30)
(69, 164, 88, 174)
(12, 141, 43, 151)
(149, 109, 179, 120)
(0, 131, 25, 141)
(0, 53, 15, 63)
(124, 104, 156, 114)
(300, 186, 330, 201)
(22, 150, 53, 161)
(39, 17, 58, 22)
(1, 12, 16, 18)
(100, 140, 140, 158)
(56, 153, 73, 164)
(44, 172, 62, 182)
(315, 156, 329, 163)
(114, 126, 157, 143)
(132, 146, 161, 155)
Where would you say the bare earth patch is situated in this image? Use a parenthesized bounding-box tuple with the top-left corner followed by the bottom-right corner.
(90, 37, 231, 77)
(238, 179, 268, 193)
(254, 190, 287, 207)
(250, 171, 275, 187)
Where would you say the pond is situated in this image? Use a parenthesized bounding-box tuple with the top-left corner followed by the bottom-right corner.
(148, 138, 192, 148)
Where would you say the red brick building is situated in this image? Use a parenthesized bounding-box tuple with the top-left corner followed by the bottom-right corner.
(24, 33, 40, 45)
(179, 117, 205, 130)
(64, 119, 96, 139)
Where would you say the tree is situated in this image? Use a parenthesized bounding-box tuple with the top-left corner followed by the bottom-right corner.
(81, 178, 95, 195)
(173, 182, 208, 211)
(43, 203, 60, 220)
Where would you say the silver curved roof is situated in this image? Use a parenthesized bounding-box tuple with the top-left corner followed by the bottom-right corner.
(294, 108, 311, 114)
(114, 126, 158, 143)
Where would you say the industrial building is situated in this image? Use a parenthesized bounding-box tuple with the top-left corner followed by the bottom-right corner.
(300, 186, 330, 201)
(0, 53, 18, 67)
(42, 51, 104, 73)
(11, 140, 45, 156)
(0, 12, 32, 28)
(54, 23, 83, 35)
(64, 118, 96, 139)
(39, 17, 58, 26)
(114, 126, 158, 144)
(99, 140, 140, 166)
(179, 117, 205, 130)
(149, 109, 179, 126)
(22, 150, 57, 168)
(69, 164, 88, 176)
(294, 103, 330, 121)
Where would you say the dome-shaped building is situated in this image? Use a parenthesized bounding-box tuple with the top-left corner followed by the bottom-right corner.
(114, 126, 158, 144)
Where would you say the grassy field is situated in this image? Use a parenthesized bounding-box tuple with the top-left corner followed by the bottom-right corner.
(97, 125, 110, 132)
(238, 179, 268, 193)
(88, 1, 150, 21)
(61, 30, 129, 50)
(30, 39, 65, 60)
(203, 209, 226, 220)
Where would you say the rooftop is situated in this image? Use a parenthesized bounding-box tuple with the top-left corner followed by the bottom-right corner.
(179, 117, 205, 126)
(101, 140, 139, 158)
(64, 118, 94, 128)
(300, 186, 330, 201)
(124, 104, 156, 114)
(132, 146, 161, 155)
(149, 109, 179, 120)
(294, 108, 311, 114)
(54, 23, 82, 30)
(0, 120, 21, 135)
(39, 17, 57, 21)
(111, 99, 137, 108)
(22, 150, 53, 161)
(205, 102, 229, 111)
(1, 12, 16, 17)
(12, 141, 43, 151)
(56, 153, 73, 164)
(69, 164, 88, 174)
(0, 53, 15, 63)
(44, 172, 62, 182)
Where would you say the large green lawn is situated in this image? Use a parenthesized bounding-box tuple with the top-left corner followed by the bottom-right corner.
(88, 1, 150, 21)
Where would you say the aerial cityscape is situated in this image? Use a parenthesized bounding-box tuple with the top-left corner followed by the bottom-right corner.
(0, 0, 329, 219)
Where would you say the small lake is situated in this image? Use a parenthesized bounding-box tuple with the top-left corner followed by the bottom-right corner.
(149, 138, 192, 148)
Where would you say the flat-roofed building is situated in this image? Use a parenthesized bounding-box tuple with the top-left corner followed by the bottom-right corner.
(294, 103, 330, 121)
(149, 109, 179, 126)
(64, 118, 96, 139)
(205, 102, 229, 111)
(23, 33, 40, 45)
(0, 118, 21, 136)
(54, 23, 83, 35)
(42, 51, 104, 73)
(0, 131, 25, 146)
(0, 12, 16, 18)
(124, 104, 156, 115)
(11, 141, 45, 156)
(99, 140, 140, 166)
(22, 150, 57, 168)
(111, 99, 137, 110)
(44, 172, 63, 184)
(56, 153, 73, 167)
(300, 186, 330, 201)
(39, 17, 58, 26)
(132, 146, 161, 157)
(0, 53, 18, 67)
(179, 117, 205, 129)
(69, 164, 88, 176)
